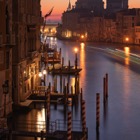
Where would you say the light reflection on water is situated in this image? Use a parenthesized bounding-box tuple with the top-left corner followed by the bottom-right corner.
(124, 47, 130, 65)
(13, 38, 140, 140)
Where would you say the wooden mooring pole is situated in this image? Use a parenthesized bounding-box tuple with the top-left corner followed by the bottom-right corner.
(81, 100, 86, 133)
(96, 93, 100, 130)
(63, 78, 65, 93)
(41, 131, 44, 140)
(80, 88, 83, 116)
(59, 48, 61, 58)
(60, 73, 62, 93)
(103, 77, 106, 104)
(103, 73, 109, 104)
(68, 60, 71, 71)
(105, 73, 108, 98)
(62, 57, 64, 68)
(47, 86, 50, 131)
(67, 111, 72, 140)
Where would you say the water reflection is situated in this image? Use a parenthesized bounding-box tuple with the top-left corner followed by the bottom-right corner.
(122, 65, 131, 114)
(12, 38, 140, 140)
(79, 43, 86, 89)
(37, 108, 46, 131)
(124, 47, 130, 65)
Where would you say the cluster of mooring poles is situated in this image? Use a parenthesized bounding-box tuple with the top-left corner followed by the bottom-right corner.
(35, 42, 88, 140)
(96, 73, 109, 137)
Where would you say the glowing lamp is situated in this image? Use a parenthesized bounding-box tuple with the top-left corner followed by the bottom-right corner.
(39, 72, 42, 77)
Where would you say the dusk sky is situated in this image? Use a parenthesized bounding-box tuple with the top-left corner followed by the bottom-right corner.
(41, 0, 140, 21)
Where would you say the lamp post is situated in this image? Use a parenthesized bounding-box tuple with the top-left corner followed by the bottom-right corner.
(39, 69, 47, 86)
(43, 69, 47, 86)
(74, 48, 78, 69)
(39, 71, 42, 86)
(125, 37, 129, 45)
(2, 80, 9, 117)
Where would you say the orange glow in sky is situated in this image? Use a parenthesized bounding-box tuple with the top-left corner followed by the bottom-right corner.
(41, 0, 140, 21)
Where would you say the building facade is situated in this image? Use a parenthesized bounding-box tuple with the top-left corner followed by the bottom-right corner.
(0, 0, 14, 118)
(116, 9, 140, 44)
(57, 0, 140, 45)
(135, 25, 140, 44)
(12, 0, 43, 106)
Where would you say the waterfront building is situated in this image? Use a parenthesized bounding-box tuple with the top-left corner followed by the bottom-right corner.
(135, 25, 140, 45)
(91, 16, 104, 41)
(58, 9, 92, 41)
(116, 8, 140, 44)
(103, 15, 117, 42)
(0, 0, 14, 118)
(57, 0, 105, 41)
(12, 0, 43, 106)
(41, 22, 58, 37)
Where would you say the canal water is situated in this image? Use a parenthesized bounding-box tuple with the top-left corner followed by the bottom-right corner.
(12, 38, 140, 140)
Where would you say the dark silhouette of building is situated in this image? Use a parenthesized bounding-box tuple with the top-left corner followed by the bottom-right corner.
(75, 0, 104, 16)
(106, 0, 128, 13)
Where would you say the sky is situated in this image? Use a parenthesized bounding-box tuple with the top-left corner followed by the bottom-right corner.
(41, 0, 140, 21)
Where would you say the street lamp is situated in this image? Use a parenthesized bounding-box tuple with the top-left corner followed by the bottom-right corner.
(81, 35, 84, 39)
(39, 69, 47, 86)
(39, 71, 42, 86)
(125, 37, 129, 45)
(125, 37, 129, 42)
(74, 48, 78, 69)
(39, 71, 42, 77)
(43, 69, 47, 86)
(2, 80, 9, 117)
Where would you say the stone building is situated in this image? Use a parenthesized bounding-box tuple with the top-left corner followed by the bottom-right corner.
(116, 8, 140, 44)
(57, 0, 140, 45)
(0, 0, 14, 118)
(12, 0, 43, 106)
(135, 25, 140, 45)
(103, 15, 117, 42)
(57, 0, 105, 41)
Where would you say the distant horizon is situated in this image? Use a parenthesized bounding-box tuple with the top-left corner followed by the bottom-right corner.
(41, 0, 140, 21)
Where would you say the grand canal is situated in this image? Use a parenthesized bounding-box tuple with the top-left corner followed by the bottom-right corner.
(12, 38, 140, 140)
